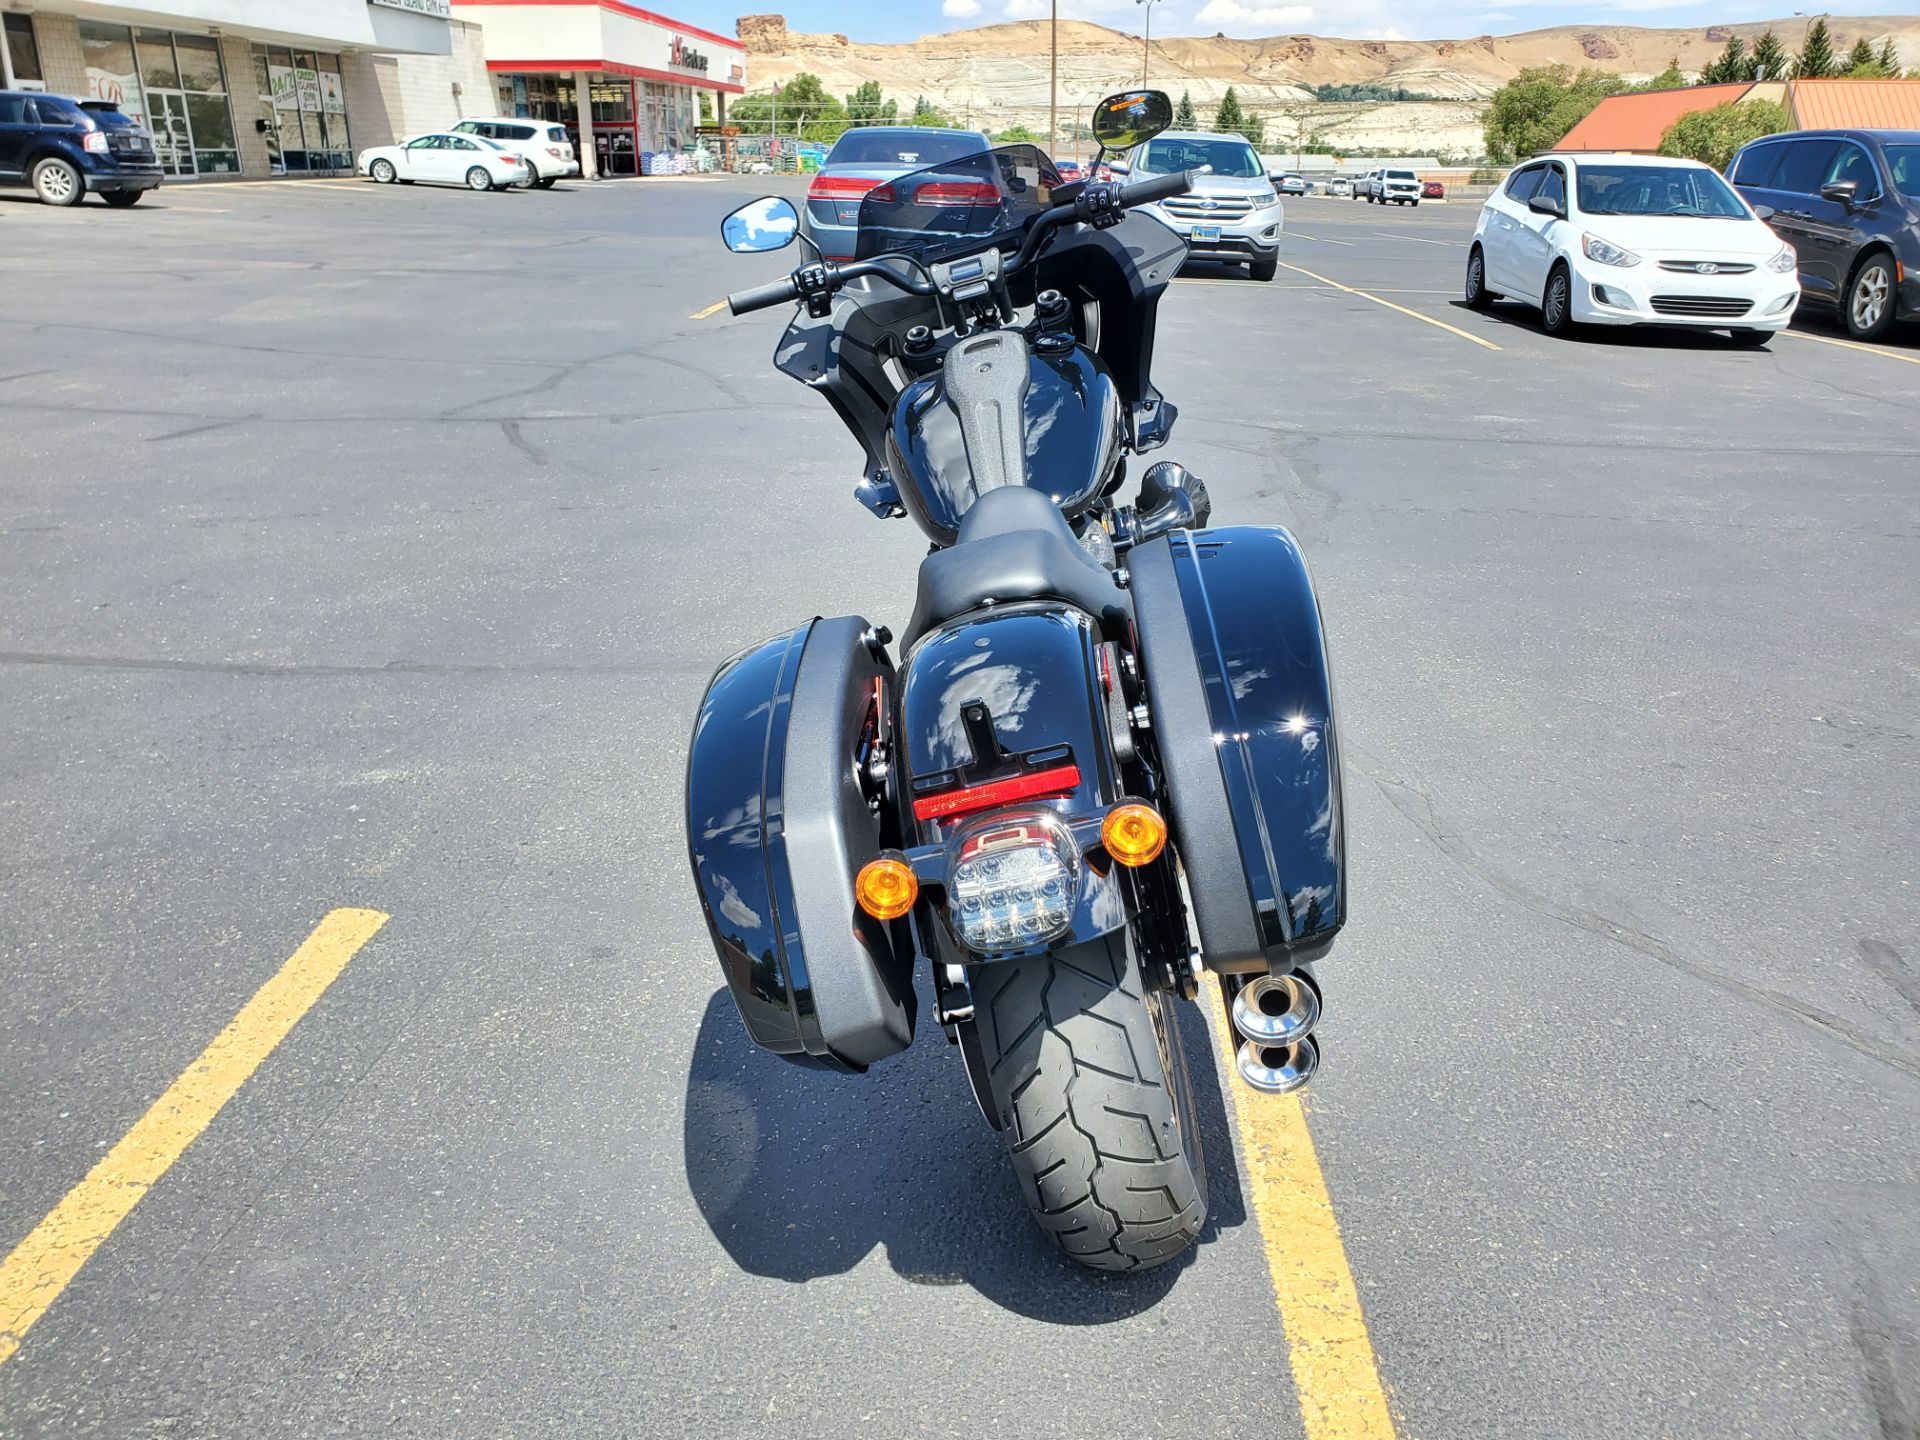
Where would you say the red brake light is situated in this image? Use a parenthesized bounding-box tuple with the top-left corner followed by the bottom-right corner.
(808, 174, 884, 201)
(912, 764, 1081, 822)
(913, 180, 1000, 206)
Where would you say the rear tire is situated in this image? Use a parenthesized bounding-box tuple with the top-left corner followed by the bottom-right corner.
(971, 933, 1207, 1273)
(101, 190, 144, 208)
(521, 160, 540, 188)
(32, 157, 84, 207)
(466, 165, 493, 192)
(537, 176, 559, 189)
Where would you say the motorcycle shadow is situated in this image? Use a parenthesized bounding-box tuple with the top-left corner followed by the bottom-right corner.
(682, 978, 1247, 1323)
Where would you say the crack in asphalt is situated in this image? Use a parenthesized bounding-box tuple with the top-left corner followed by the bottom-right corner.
(0, 651, 717, 678)
(1359, 753, 1920, 1087)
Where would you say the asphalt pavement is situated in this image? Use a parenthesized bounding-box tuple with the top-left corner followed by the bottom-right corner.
(2, 176, 1918, 1439)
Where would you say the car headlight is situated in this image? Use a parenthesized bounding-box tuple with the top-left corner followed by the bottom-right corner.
(1767, 245, 1797, 274)
(1582, 233, 1642, 267)
(946, 810, 1080, 955)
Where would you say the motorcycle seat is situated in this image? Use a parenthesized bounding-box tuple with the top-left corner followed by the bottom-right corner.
(903, 486, 1126, 646)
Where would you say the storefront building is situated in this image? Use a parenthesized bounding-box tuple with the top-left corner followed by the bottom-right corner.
(450, 0, 744, 177)
(0, 0, 485, 179)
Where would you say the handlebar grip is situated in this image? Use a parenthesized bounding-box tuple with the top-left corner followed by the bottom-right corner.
(727, 273, 802, 315)
(1119, 170, 1194, 207)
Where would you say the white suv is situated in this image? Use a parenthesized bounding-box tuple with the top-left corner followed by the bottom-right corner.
(1368, 168, 1420, 206)
(1114, 130, 1286, 281)
(450, 118, 579, 188)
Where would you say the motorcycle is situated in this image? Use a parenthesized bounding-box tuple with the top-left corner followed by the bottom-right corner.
(686, 91, 1345, 1272)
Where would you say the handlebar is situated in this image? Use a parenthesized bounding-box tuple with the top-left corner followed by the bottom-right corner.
(726, 169, 1197, 317)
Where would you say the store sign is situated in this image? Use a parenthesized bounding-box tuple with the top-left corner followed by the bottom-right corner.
(86, 66, 144, 124)
(669, 36, 709, 74)
(268, 64, 300, 111)
(296, 66, 323, 113)
(368, 0, 453, 17)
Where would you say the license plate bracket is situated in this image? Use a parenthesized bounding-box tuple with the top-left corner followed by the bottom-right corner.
(1190, 224, 1221, 243)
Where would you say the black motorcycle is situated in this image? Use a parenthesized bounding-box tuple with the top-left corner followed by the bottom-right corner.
(686, 91, 1345, 1272)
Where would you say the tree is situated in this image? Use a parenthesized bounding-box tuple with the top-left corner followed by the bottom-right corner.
(1634, 56, 1688, 90)
(1700, 35, 1747, 84)
(1240, 107, 1267, 148)
(729, 72, 847, 136)
(1749, 29, 1790, 81)
(1843, 37, 1884, 76)
(1482, 65, 1627, 163)
(1879, 37, 1903, 77)
(1174, 89, 1198, 128)
(1213, 86, 1247, 137)
(1797, 17, 1839, 78)
(993, 123, 1041, 144)
(1658, 98, 1791, 171)
(907, 95, 954, 128)
(844, 80, 897, 126)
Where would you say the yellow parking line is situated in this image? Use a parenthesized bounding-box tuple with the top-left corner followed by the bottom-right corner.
(689, 300, 729, 320)
(0, 907, 389, 1368)
(1201, 983, 1398, 1439)
(1277, 259, 1500, 351)
(1777, 328, 1920, 366)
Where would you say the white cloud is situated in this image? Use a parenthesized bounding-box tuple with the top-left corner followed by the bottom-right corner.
(943, 0, 983, 15)
(1193, 0, 1313, 25)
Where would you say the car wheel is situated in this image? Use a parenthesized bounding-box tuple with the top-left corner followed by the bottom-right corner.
(1465, 246, 1498, 310)
(1541, 262, 1577, 337)
(1845, 253, 1897, 341)
(466, 166, 493, 192)
(1728, 328, 1773, 347)
(1250, 251, 1278, 282)
(32, 157, 84, 207)
(537, 176, 559, 189)
(101, 190, 143, 208)
(370, 158, 396, 184)
(1411, 200, 1420, 207)
(521, 160, 540, 189)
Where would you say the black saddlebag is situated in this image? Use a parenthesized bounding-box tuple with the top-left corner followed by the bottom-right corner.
(685, 616, 915, 1069)
(1130, 527, 1345, 975)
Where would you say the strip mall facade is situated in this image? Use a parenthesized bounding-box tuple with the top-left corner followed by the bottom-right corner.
(0, 0, 743, 180)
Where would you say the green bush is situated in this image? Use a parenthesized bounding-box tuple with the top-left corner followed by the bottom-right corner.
(1656, 99, 1791, 171)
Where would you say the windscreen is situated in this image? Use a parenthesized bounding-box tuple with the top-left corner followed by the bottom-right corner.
(1135, 136, 1262, 178)
(853, 143, 1062, 261)
(1577, 164, 1747, 217)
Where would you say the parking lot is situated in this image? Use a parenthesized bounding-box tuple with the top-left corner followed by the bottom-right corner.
(3, 174, 1919, 1438)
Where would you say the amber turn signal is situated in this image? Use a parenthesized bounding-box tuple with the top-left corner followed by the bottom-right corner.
(855, 856, 919, 920)
(1101, 803, 1167, 867)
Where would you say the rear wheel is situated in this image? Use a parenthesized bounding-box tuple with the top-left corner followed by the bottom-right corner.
(32, 157, 84, 207)
(522, 160, 540, 189)
(101, 190, 144, 208)
(1465, 245, 1497, 310)
(466, 165, 493, 192)
(537, 175, 559, 189)
(1845, 253, 1897, 341)
(971, 932, 1207, 1273)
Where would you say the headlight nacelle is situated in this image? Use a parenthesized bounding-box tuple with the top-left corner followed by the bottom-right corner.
(1582, 232, 1642, 268)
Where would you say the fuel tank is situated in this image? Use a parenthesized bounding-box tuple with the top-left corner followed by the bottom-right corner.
(884, 342, 1124, 546)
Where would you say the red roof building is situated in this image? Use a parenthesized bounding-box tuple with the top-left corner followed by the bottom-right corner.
(1555, 83, 1760, 153)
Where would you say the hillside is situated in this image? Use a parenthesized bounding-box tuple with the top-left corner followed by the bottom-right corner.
(733, 13, 1920, 158)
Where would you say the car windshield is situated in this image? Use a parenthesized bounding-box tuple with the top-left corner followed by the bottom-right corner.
(829, 130, 982, 168)
(853, 143, 1061, 261)
(1887, 144, 1920, 199)
(1577, 164, 1747, 217)
(1388, 170, 1415, 180)
(1135, 137, 1263, 179)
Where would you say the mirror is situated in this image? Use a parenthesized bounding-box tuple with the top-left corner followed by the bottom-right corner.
(721, 196, 799, 253)
(1091, 90, 1173, 152)
(1819, 180, 1859, 207)
(1752, 202, 1777, 222)
(1527, 194, 1564, 219)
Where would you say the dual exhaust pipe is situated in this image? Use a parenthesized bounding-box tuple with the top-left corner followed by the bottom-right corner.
(1229, 970, 1321, 1094)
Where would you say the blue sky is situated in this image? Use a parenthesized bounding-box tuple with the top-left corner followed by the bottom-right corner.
(683, 2, 1913, 47)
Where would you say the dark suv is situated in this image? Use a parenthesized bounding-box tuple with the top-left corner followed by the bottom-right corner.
(0, 90, 163, 207)
(1729, 127, 1920, 340)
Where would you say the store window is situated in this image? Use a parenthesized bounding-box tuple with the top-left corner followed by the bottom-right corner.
(4, 14, 44, 87)
(79, 22, 144, 128)
(79, 25, 236, 175)
(250, 44, 351, 176)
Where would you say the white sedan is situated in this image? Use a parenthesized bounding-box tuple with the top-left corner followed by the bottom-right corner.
(358, 132, 529, 192)
(1465, 151, 1799, 344)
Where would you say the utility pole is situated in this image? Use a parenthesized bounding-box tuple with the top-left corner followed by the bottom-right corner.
(1135, 0, 1162, 87)
(1049, 0, 1058, 158)
(770, 81, 779, 170)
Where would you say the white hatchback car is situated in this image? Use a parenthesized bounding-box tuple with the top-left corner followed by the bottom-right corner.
(451, 118, 581, 188)
(1465, 152, 1800, 344)
(359, 132, 529, 191)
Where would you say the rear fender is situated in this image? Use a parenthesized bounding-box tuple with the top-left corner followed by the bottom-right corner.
(897, 604, 1136, 963)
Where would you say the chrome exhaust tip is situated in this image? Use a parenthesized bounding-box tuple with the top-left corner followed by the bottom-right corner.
(1236, 1035, 1319, 1095)
(1231, 971, 1321, 1048)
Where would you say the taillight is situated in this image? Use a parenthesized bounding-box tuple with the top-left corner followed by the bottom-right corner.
(495, 152, 518, 164)
(84, 131, 110, 155)
(547, 146, 568, 159)
(912, 762, 1080, 822)
(947, 812, 1081, 954)
(808, 173, 884, 201)
(913, 180, 1000, 206)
